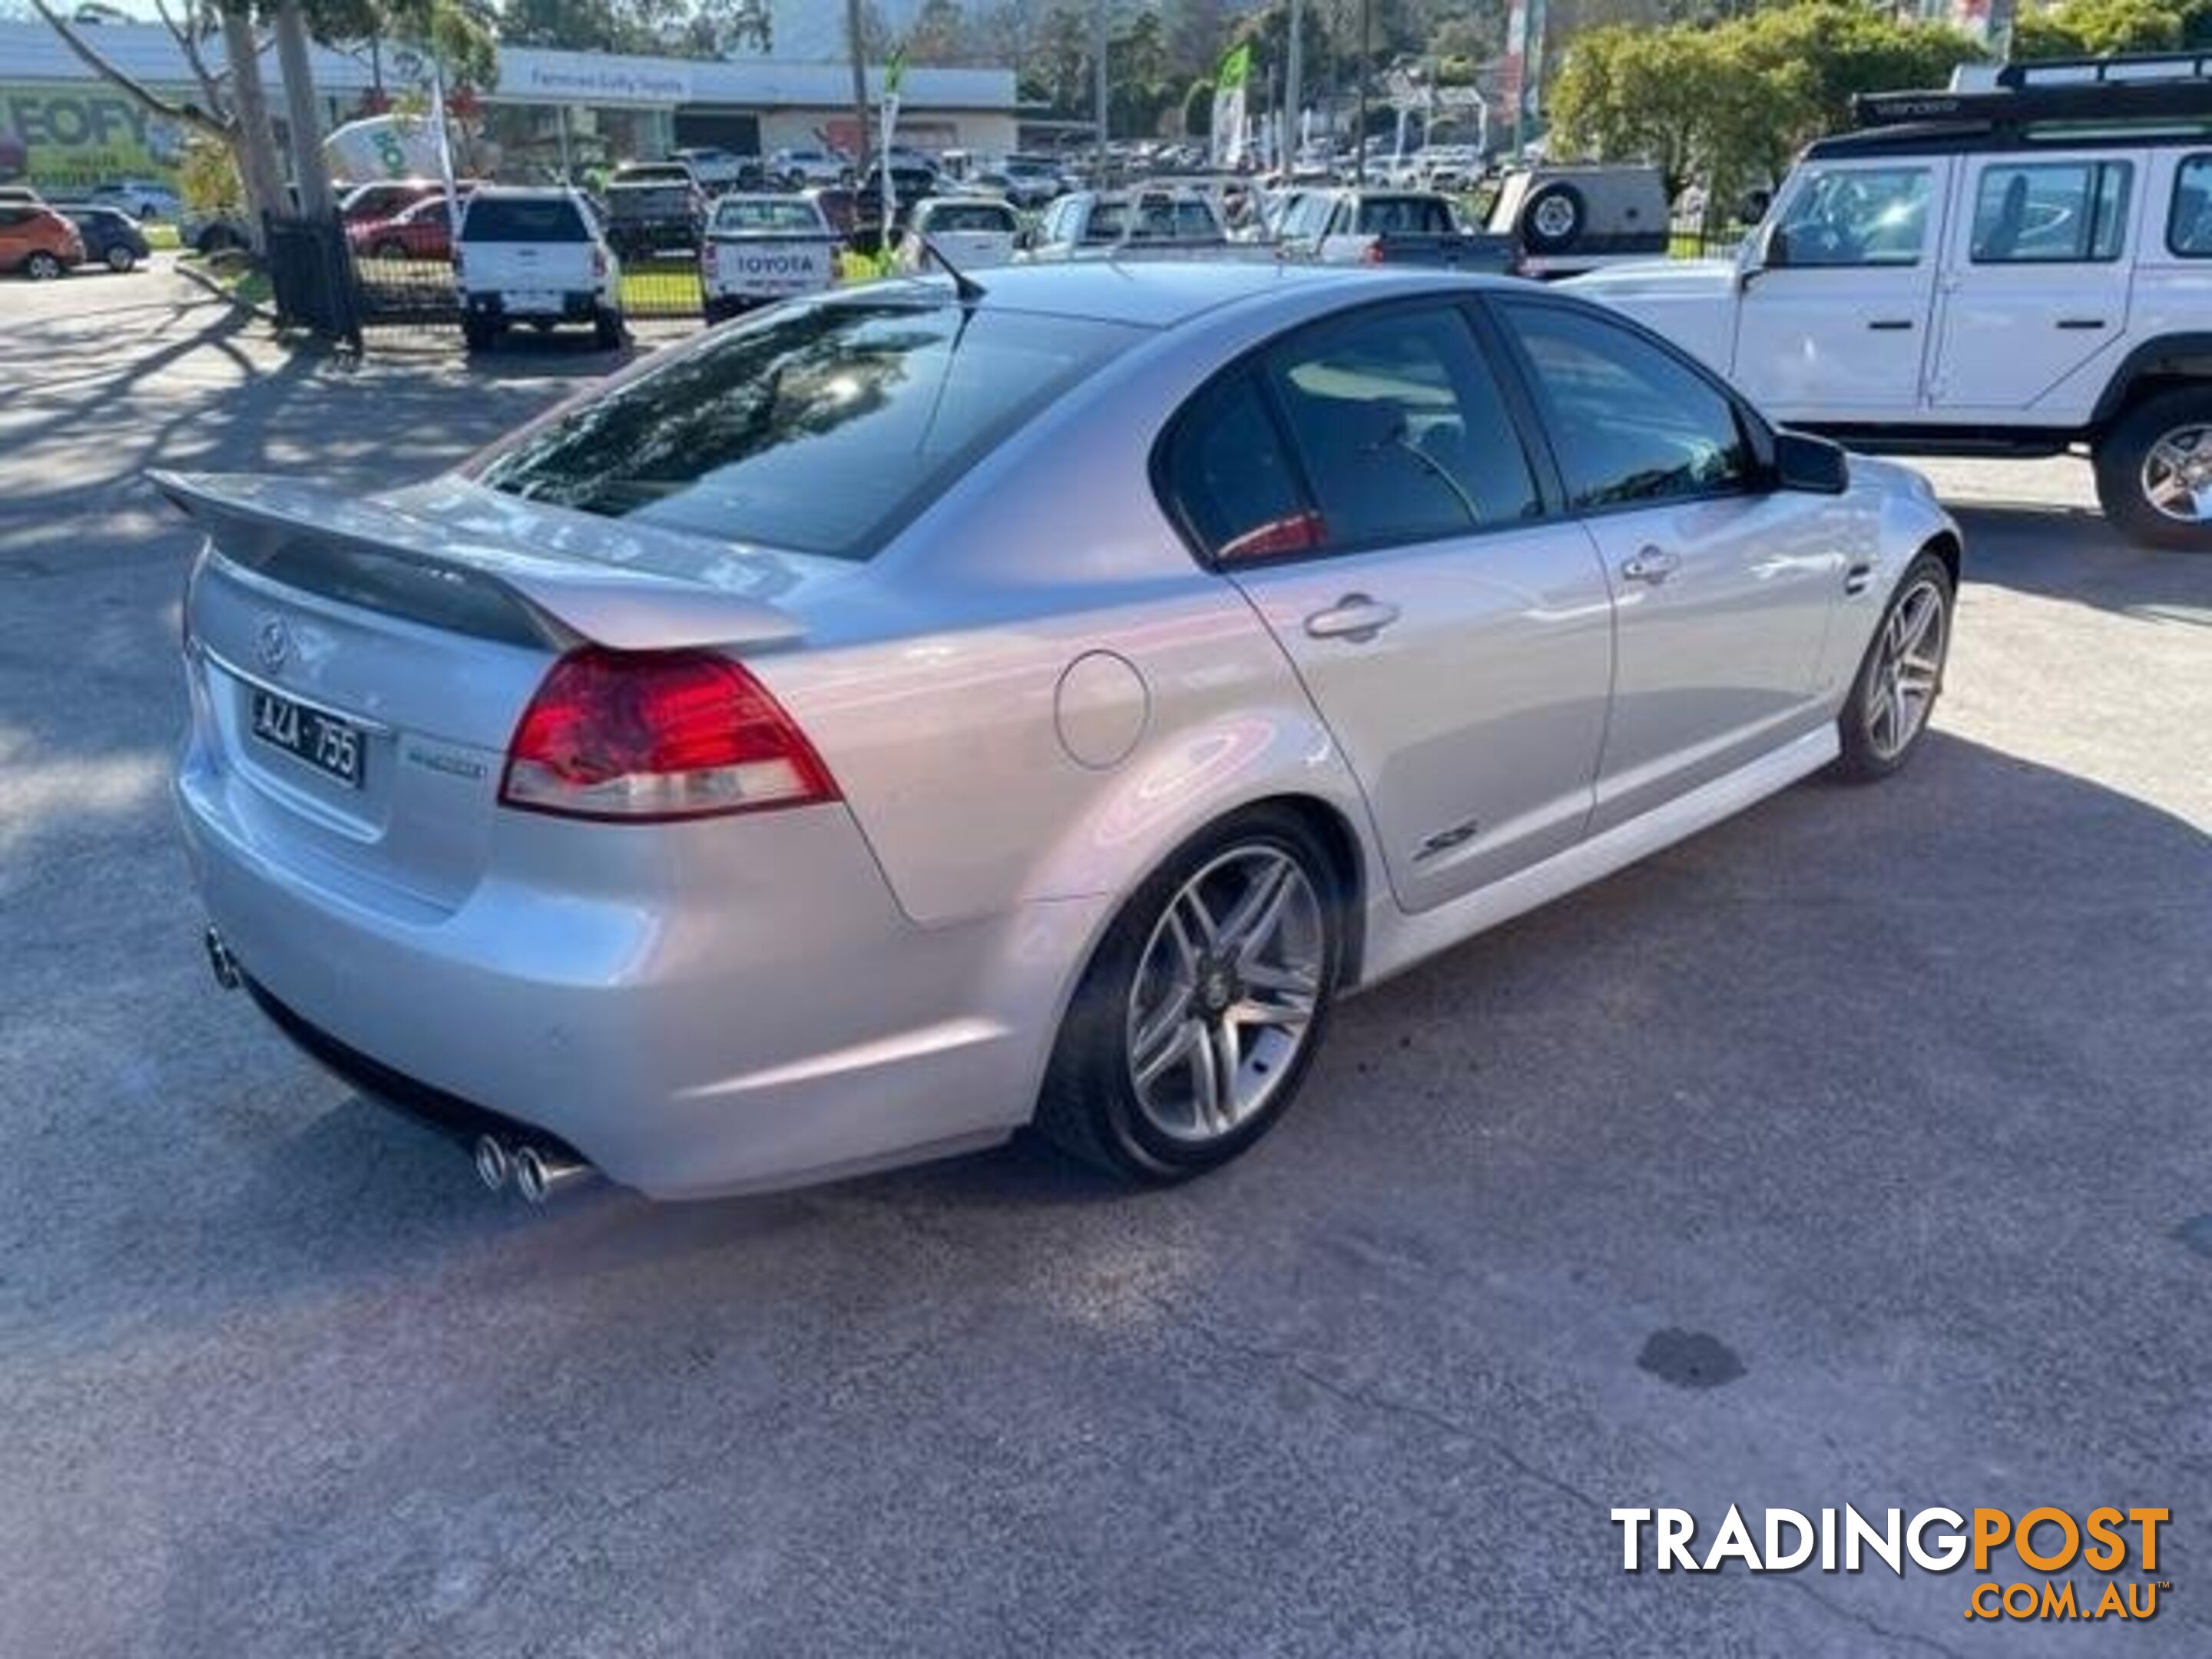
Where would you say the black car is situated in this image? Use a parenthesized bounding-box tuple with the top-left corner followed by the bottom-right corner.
(63, 204, 151, 272)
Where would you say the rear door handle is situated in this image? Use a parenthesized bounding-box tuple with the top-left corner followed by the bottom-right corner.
(1620, 547, 1681, 584)
(1867, 319, 1916, 331)
(1303, 594, 1401, 641)
(2056, 318, 2107, 330)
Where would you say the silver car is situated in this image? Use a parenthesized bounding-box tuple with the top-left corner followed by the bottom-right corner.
(162, 265, 1960, 1203)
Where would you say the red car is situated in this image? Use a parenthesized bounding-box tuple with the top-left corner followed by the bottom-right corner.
(338, 177, 475, 225)
(348, 196, 456, 262)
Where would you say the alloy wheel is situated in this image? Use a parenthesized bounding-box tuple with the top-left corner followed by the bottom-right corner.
(1124, 844, 1325, 1145)
(2141, 424, 2212, 524)
(1865, 577, 1947, 761)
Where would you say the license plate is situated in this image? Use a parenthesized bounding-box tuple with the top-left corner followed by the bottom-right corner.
(506, 290, 561, 314)
(250, 688, 363, 789)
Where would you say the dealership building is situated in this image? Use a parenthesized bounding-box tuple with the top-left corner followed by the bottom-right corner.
(0, 18, 1017, 194)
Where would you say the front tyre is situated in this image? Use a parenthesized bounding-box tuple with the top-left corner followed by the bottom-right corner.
(1036, 806, 1341, 1182)
(1832, 551, 1952, 783)
(2094, 388, 2212, 552)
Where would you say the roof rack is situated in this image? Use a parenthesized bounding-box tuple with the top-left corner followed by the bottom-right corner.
(1853, 52, 2212, 131)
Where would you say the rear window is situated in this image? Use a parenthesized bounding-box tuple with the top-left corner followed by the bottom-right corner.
(923, 202, 1016, 233)
(1359, 196, 1454, 236)
(462, 197, 587, 243)
(713, 198, 826, 233)
(472, 300, 1139, 559)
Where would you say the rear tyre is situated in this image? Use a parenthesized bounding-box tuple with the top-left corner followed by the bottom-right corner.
(105, 244, 137, 273)
(1520, 182, 1588, 253)
(2094, 387, 2212, 552)
(462, 316, 495, 354)
(593, 308, 625, 351)
(1035, 806, 1342, 1183)
(25, 250, 63, 280)
(1831, 550, 1952, 783)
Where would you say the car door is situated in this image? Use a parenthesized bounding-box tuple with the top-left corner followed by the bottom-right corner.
(1161, 301, 1615, 915)
(1731, 158, 1954, 420)
(1493, 297, 1853, 836)
(1929, 154, 2137, 421)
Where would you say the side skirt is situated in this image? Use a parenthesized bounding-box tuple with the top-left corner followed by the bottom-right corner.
(1351, 724, 1841, 992)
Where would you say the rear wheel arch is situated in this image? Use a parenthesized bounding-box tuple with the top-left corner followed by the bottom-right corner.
(2088, 335, 2212, 432)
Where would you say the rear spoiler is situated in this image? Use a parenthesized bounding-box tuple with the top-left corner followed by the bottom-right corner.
(150, 470, 806, 653)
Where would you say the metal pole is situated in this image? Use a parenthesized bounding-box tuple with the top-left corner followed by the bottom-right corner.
(1092, 0, 1108, 174)
(1353, 0, 1369, 184)
(1284, 0, 1303, 170)
(846, 0, 869, 179)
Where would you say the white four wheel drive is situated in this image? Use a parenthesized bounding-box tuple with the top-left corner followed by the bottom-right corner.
(452, 187, 626, 353)
(1568, 52, 2212, 551)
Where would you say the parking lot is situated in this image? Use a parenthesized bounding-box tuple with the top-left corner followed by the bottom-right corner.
(2, 261, 2208, 1657)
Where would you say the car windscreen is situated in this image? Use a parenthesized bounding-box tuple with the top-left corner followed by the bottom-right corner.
(473, 300, 1141, 560)
(462, 197, 587, 242)
(713, 198, 826, 233)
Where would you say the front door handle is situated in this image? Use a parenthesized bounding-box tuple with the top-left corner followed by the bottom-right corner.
(1303, 594, 1401, 642)
(2055, 317, 2107, 330)
(1620, 547, 1681, 585)
(1866, 318, 1916, 331)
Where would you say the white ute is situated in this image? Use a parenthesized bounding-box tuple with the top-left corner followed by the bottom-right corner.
(1569, 52, 2212, 551)
(700, 194, 839, 323)
(454, 187, 624, 353)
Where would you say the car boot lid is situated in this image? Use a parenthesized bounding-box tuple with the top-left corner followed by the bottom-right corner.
(151, 469, 815, 652)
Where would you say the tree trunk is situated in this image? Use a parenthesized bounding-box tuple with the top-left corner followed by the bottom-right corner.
(272, 0, 334, 220)
(220, 5, 285, 253)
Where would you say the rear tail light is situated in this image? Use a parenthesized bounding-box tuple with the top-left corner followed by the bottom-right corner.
(500, 647, 838, 822)
(1360, 240, 1386, 265)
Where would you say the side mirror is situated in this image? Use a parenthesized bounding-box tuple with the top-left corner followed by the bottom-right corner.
(1773, 429, 1848, 495)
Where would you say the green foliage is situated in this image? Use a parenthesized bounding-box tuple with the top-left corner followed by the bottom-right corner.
(2013, 0, 2209, 58)
(179, 129, 243, 215)
(1551, 0, 1981, 210)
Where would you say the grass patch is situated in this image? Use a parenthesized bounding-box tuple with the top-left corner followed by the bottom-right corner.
(144, 222, 181, 251)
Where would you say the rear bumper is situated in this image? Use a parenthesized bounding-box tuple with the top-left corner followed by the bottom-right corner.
(179, 762, 1108, 1199)
(463, 290, 602, 323)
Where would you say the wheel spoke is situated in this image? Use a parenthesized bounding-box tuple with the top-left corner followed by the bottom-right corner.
(1204, 1019, 1242, 1128)
(1131, 989, 1193, 1079)
(1177, 886, 1219, 951)
(1227, 990, 1313, 1031)
(1216, 856, 1290, 960)
(1135, 1017, 1202, 1090)
(1241, 959, 1318, 996)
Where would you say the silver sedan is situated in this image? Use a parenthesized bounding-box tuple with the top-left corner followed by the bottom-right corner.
(161, 264, 1961, 1202)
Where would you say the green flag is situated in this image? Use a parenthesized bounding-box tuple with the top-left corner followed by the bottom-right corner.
(885, 44, 907, 98)
(1216, 42, 1250, 91)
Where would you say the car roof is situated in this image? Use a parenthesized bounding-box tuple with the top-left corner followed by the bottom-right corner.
(852, 261, 1512, 329)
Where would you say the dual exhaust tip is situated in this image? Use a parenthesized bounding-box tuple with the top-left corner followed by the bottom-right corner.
(475, 1134, 594, 1205)
(203, 926, 595, 1207)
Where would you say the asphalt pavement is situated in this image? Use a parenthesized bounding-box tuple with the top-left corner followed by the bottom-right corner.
(2, 261, 2208, 1657)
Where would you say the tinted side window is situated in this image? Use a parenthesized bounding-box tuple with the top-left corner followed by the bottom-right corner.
(1161, 373, 1317, 562)
(1972, 162, 2131, 263)
(2170, 155, 2212, 257)
(1773, 166, 1932, 267)
(1265, 305, 1541, 547)
(1502, 303, 1752, 511)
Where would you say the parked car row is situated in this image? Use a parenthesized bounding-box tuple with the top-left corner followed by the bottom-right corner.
(0, 198, 149, 279)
